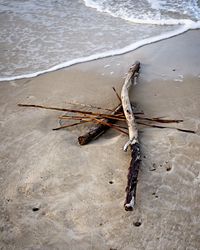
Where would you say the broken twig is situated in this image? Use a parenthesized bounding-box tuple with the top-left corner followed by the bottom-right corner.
(112, 87, 122, 103)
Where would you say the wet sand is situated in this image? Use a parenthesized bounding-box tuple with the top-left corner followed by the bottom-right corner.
(0, 30, 200, 250)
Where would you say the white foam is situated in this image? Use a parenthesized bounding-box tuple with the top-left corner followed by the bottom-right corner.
(147, 0, 166, 10)
(1, 21, 200, 82)
(83, 0, 200, 25)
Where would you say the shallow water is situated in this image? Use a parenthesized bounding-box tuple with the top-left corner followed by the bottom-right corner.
(0, 0, 200, 81)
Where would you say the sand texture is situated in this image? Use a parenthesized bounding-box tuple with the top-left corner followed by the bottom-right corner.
(0, 30, 200, 249)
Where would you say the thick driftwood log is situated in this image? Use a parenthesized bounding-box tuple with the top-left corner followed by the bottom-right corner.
(121, 61, 141, 211)
(78, 104, 123, 145)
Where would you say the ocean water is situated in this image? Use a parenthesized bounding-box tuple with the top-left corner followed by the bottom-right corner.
(0, 0, 200, 81)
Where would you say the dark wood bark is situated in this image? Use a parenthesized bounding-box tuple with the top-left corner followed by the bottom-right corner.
(78, 104, 123, 145)
(124, 142, 141, 211)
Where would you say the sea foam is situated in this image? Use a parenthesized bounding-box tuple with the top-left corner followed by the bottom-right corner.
(84, 0, 200, 22)
(1, 22, 200, 82)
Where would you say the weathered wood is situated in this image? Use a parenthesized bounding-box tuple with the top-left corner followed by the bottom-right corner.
(125, 142, 140, 210)
(78, 104, 123, 145)
(121, 61, 141, 211)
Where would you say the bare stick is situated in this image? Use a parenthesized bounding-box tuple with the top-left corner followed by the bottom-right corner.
(66, 101, 113, 112)
(112, 87, 122, 103)
(137, 121, 196, 134)
(59, 113, 183, 124)
(135, 116, 183, 123)
(121, 62, 141, 211)
(18, 103, 121, 118)
(59, 113, 125, 121)
(53, 121, 88, 130)
(18, 103, 141, 121)
(59, 115, 93, 121)
(91, 117, 128, 135)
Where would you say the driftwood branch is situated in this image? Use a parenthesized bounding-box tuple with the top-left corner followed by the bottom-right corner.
(78, 104, 123, 145)
(121, 62, 141, 211)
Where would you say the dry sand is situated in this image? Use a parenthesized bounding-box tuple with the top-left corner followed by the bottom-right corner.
(0, 30, 200, 250)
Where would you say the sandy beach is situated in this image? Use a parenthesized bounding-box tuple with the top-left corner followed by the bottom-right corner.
(0, 30, 200, 249)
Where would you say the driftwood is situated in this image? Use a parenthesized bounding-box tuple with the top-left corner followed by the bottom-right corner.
(121, 62, 141, 211)
(77, 85, 139, 146)
(18, 66, 197, 212)
(78, 104, 123, 145)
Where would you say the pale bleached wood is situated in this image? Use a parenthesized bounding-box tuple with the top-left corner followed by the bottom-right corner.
(121, 61, 141, 211)
(121, 62, 140, 151)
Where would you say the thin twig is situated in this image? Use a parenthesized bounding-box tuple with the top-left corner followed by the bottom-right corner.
(59, 113, 126, 121)
(54, 115, 128, 133)
(66, 101, 113, 112)
(135, 116, 183, 123)
(92, 118, 128, 135)
(112, 87, 122, 103)
(18, 103, 126, 120)
(18, 103, 142, 119)
(53, 121, 88, 130)
(58, 115, 92, 121)
(138, 121, 196, 134)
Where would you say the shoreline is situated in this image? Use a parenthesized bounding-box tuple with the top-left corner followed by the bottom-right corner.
(0, 30, 200, 249)
(1, 24, 199, 82)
